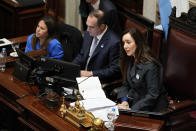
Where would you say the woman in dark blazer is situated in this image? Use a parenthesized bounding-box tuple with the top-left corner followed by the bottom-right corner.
(117, 28, 168, 112)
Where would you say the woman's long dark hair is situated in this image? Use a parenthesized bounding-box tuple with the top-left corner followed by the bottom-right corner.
(119, 28, 160, 80)
(31, 16, 57, 50)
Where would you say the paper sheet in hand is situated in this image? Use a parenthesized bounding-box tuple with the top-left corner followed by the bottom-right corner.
(76, 77, 106, 99)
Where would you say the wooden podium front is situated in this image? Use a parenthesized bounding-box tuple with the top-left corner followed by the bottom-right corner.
(0, 0, 46, 39)
(115, 115, 164, 131)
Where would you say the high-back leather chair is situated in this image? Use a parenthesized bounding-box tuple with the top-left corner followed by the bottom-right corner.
(163, 7, 196, 131)
(121, 9, 154, 47)
(116, 4, 164, 60)
(165, 7, 196, 104)
(56, 23, 83, 62)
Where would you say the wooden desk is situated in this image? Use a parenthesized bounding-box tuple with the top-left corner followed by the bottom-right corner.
(0, 66, 165, 131)
(17, 95, 79, 131)
(8, 35, 29, 44)
(0, 35, 47, 64)
(115, 115, 164, 131)
(0, 0, 45, 39)
(0, 49, 48, 64)
(0, 67, 81, 131)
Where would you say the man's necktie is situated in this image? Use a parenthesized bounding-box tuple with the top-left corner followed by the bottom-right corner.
(89, 36, 98, 57)
(85, 36, 98, 70)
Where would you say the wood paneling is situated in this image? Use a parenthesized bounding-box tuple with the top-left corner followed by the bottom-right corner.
(0, 0, 45, 39)
(112, 0, 143, 14)
(46, 0, 65, 23)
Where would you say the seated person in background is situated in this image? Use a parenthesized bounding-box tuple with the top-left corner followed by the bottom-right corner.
(117, 28, 168, 112)
(72, 9, 121, 84)
(79, 0, 122, 36)
(25, 16, 64, 60)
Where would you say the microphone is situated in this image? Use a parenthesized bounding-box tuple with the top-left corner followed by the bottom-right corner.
(45, 76, 77, 86)
(44, 75, 77, 101)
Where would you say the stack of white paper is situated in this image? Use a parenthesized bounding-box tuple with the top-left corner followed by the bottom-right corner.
(73, 77, 119, 121)
(77, 98, 116, 111)
(70, 98, 118, 121)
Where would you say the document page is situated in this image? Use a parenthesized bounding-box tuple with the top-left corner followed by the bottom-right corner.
(11, 0, 18, 3)
(0, 38, 12, 47)
(76, 77, 106, 99)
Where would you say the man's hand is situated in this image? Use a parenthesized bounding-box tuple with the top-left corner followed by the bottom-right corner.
(80, 70, 93, 77)
(117, 101, 130, 110)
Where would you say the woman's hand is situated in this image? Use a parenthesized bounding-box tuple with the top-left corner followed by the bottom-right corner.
(117, 101, 130, 110)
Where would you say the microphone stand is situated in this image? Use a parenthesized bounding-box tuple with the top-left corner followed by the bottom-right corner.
(63, 88, 77, 102)
(62, 76, 92, 102)
(48, 76, 78, 102)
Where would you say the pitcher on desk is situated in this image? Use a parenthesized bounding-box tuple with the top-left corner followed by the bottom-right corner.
(25, 16, 64, 60)
(117, 28, 168, 112)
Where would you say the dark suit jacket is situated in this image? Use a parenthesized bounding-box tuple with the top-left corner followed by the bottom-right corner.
(80, 0, 122, 35)
(117, 60, 168, 112)
(98, 0, 122, 35)
(72, 28, 121, 83)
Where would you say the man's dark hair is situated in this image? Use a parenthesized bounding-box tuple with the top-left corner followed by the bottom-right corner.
(89, 9, 106, 26)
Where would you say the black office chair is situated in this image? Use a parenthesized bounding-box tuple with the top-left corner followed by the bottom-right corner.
(56, 23, 83, 62)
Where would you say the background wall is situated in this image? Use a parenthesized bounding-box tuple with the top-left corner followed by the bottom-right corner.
(65, 0, 82, 31)
(143, 0, 157, 25)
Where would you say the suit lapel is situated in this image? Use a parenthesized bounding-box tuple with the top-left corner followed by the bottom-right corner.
(129, 65, 136, 79)
(90, 29, 109, 59)
(129, 62, 146, 80)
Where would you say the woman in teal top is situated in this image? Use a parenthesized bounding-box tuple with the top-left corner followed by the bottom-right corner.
(25, 16, 64, 60)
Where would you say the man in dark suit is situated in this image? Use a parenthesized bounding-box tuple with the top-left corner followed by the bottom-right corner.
(73, 9, 121, 84)
(79, 0, 122, 36)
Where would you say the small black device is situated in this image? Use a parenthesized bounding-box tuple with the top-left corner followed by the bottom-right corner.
(34, 57, 80, 100)
(13, 48, 36, 81)
(39, 57, 80, 81)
